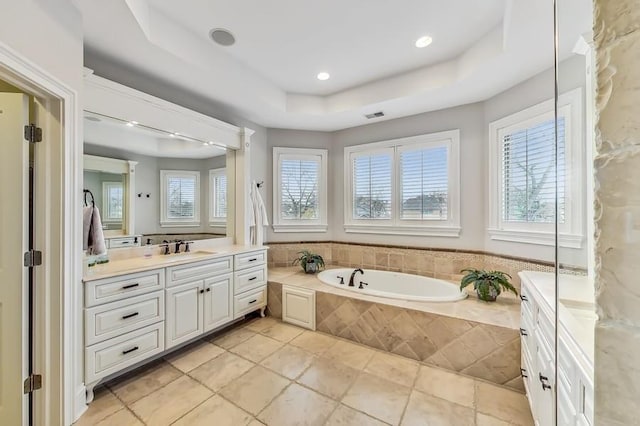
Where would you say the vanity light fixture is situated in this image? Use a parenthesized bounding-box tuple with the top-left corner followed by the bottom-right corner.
(415, 35, 433, 48)
(317, 72, 330, 81)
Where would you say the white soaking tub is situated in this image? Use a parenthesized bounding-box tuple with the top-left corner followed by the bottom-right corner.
(317, 268, 467, 302)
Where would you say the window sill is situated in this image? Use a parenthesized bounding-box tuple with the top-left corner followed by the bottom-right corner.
(488, 228, 583, 248)
(272, 223, 328, 233)
(160, 222, 201, 228)
(344, 224, 461, 237)
(208, 221, 226, 228)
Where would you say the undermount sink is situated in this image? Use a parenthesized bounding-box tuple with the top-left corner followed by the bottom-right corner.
(155, 250, 217, 262)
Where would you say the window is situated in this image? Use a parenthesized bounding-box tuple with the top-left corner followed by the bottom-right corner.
(102, 181, 123, 222)
(488, 88, 583, 247)
(209, 168, 227, 226)
(344, 130, 460, 236)
(273, 147, 328, 232)
(160, 170, 200, 227)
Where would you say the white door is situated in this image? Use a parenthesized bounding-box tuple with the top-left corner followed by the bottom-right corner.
(165, 281, 203, 349)
(0, 93, 29, 425)
(203, 274, 233, 332)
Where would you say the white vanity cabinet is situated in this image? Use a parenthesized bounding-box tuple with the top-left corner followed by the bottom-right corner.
(519, 272, 594, 426)
(83, 247, 268, 402)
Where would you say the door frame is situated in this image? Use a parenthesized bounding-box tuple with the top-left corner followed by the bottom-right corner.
(0, 41, 82, 425)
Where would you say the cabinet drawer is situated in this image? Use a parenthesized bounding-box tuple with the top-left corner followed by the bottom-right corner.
(235, 250, 266, 270)
(85, 269, 164, 307)
(85, 323, 164, 384)
(536, 306, 555, 350)
(166, 257, 233, 287)
(85, 291, 164, 346)
(234, 265, 267, 295)
(108, 236, 140, 248)
(234, 287, 267, 318)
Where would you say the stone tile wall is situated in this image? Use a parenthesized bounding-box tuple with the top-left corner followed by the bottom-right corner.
(267, 242, 555, 291)
(593, 2, 640, 424)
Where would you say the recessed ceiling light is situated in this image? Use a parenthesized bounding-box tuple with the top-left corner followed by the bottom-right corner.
(126, 122, 134, 127)
(202, 142, 208, 147)
(317, 72, 330, 81)
(415, 35, 433, 48)
(169, 133, 177, 138)
(209, 28, 236, 46)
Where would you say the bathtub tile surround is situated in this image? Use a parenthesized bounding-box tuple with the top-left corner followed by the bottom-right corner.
(594, 0, 640, 424)
(266, 242, 558, 291)
(75, 316, 533, 425)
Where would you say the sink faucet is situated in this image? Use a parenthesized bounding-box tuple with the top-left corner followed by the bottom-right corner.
(174, 240, 184, 254)
(160, 240, 170, 255)
(348, 268, 364, 287)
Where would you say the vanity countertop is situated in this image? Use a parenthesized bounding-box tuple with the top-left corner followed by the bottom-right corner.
(519, 270, 596, 365)
(83, 245, 268, 282)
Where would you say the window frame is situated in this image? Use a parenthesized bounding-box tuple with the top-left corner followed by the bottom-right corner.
(344, 130, 461, 237)
(487, 88, 584, 248)
(101, 181, 124, 223)
(272, 147, 328, 233)
(160, 170, 201, 227)
(208, 168, 227, 227)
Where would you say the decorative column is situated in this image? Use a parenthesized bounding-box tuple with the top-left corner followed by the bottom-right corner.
(593, 1, 640, 424)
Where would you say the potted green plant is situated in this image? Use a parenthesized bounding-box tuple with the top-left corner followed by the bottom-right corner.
(459, 269, 518, 302)
(293, 250, 325, 274)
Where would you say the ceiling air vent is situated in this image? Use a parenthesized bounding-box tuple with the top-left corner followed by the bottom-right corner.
(365, 111, 384, 119)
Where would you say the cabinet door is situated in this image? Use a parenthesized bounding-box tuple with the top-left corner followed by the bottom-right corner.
(282, 286, 316, 330)
(535, 338, 556, 426)
(165, 281, 203, 349)
(203, 274, 233, 332)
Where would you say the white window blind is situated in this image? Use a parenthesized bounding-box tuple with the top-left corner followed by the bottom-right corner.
(502, 117, 565, 224)
(209, 169, 227, 220)
(160, 170, 200, 226)
(280, 158, 320, 220)
(352, 152, 392, 219)
(400, 146, 449, 220)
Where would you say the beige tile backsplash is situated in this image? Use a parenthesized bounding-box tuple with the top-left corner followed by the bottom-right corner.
(267, 242, 555, 290)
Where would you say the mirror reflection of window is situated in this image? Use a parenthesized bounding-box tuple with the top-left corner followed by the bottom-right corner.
(102, 182, 123, 222)
(160, 170, 200, 226)
(209, 168, 227, 225)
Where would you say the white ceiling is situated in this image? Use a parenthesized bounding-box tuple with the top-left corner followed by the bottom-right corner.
(80, 0, 592, 131)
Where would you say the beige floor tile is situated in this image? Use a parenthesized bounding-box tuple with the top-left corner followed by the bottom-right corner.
(247, 421, 265, 426)
(260, 345, 315, 379)
(364, 351, 420, 388)
(74, 388, 124, 426)
(414, 365, 476, 408)
(211, 326, 256, 349)
(244, 316, 280, 332)
(189, 351, 254, 391)
(297, 357, 360, 400)
(476, 412, 511, 426)
(476, 382, 533, 425)
(323, 340, 376, 370)
(172, 395, 253, 426)
(107, 360, 182, 404)
(129, 375, 212, 426)
(401, 390, 475, 426)
(289, 330, 338, 354)
(342, 372, 411, 425)
(219, 366, 290, 415)
(258, 383, 337, 426)
(259, 322, 305, 342)
(92, 408, 142, 426)
(325, 405, 388, 426)
(230, 334, 284, 362)
(165, 340, 225, 372)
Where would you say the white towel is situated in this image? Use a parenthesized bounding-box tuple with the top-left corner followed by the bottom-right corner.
(83, 205, 107, 255)
(249, 181, 269, 245)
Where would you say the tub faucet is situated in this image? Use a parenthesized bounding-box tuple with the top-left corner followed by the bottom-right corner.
(348, 268, 364, 287)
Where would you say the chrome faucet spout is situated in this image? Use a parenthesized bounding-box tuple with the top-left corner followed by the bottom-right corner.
(348, 268, 364, 287)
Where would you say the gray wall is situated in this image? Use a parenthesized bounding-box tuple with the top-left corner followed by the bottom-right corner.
(84, 144, 226, 235)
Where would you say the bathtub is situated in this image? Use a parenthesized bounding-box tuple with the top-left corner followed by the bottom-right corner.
(317, 268, 467, 302)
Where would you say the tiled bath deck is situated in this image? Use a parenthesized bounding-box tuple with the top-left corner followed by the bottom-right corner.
(75, 316, 533, 426)
(267, 267, 523, 391)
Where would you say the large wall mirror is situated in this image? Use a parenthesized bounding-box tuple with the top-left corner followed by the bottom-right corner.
(83, 111, 231, 248)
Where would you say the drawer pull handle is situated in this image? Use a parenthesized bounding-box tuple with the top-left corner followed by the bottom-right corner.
(539, 373, 551, 391)
(122, 346, 139, 355)
(519, 328, 528, 336)
(122, 312, 139, 320)
(248, 258, 258, 262)
(249, 299, 257, 304)
(248, 276, 257, 281)
(520, 368, 528, 378)
(520, 295, 528, 302)
(122, 283, 139, 290)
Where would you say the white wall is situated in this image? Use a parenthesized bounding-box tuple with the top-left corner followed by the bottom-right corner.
(84, 144, 226, 235)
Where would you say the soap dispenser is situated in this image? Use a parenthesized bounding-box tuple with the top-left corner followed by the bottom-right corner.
(144, 238, 153, 258)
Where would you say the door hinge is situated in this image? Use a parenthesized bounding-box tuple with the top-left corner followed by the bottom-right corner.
(24, 124, 42, 143)
(24, 250, 42, 267)
(23, 374, 42, 394)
